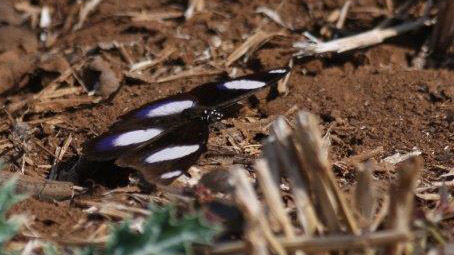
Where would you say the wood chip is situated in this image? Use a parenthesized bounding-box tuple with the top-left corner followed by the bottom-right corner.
(117, 10, 184, 22)
(383, 150, 421, 165)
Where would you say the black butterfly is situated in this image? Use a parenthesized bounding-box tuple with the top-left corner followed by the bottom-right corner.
(82, 68, 290, 185)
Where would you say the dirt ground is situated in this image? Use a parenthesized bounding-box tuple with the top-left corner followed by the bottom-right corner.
(1, 0, 454, 246)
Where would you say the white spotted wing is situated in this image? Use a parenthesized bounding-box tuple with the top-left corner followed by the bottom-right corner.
(115, 118, 208, 184)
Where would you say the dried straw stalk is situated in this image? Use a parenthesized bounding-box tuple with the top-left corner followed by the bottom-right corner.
(255, 159, 295, 238)
(386, 156, 422, 255)
(231, 166, 286, 255)
(215, 111, 421, 255)
(211, 230, 410, 255)
(267, 118, 321, 236)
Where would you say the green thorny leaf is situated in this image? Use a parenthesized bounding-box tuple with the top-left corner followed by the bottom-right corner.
(42, 242, 59, 255)
(0, 177, 27, 249)
(106, 205, 221, 255)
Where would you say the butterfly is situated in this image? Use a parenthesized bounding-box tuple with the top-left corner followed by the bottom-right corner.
(82, 68, 290, 185)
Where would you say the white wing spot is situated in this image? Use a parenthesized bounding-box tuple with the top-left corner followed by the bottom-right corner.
(269, 69, 287, 74)
(145, 145, 200, 163)
(114, 128, 162, 146)
(160, 170, 182, 179)
(146, 100, 194, 117)
(221, 80, 266, 90)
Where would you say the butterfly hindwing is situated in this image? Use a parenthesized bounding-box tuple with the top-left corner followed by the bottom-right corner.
(188, 68, 289, 108)
(115, 118, 209, 184)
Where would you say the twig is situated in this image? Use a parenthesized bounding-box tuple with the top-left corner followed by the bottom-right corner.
(74, 200, 150, 219)
(294, 19, 429, 56)
(29, 236, 106, 248)
(0, 171, 84, 201)
(32, 96, 102, 113)
(115, 10, 184, 22)
(129, 47, 175, 72)
(416, 179, 454, 193)
(49, 134, 72, 180)
(227, 30, 285, 66)
(339, 146, 384, 166)
(210, 230, 411, 255)
(336, 0, 352, 30)
(155, 68, 224, 83)
(256, 7, 292, 30)
(116, 44, 134, 65)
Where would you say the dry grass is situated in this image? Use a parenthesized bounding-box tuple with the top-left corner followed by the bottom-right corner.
(213, 111, 423, 255)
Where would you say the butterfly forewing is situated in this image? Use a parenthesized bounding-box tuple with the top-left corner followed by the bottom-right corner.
(110, 94, 200, 129)
(188, 68, 289, 108)
(115, 118, 209, 184)
(82, 118, 173, 161)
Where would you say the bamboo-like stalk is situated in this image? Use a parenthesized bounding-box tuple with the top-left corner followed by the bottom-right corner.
(386, 156, 422, 255)
(255, 159, 295, 238)
(230, 167, 287, 255)
(354, 163, 377, 229)
(289, 122, 342, 233)
(231, 166, 269, 255)
(270, 118, 321, 236)
(294, 112, 360, 235)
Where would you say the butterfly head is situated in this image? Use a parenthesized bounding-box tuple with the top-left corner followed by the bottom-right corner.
(202, 109, 223, 123)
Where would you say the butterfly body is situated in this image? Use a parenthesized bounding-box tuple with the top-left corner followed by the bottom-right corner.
(82, 68, 290, 185)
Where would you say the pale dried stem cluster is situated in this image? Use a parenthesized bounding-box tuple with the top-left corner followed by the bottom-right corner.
(216, 111, 422, 255)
